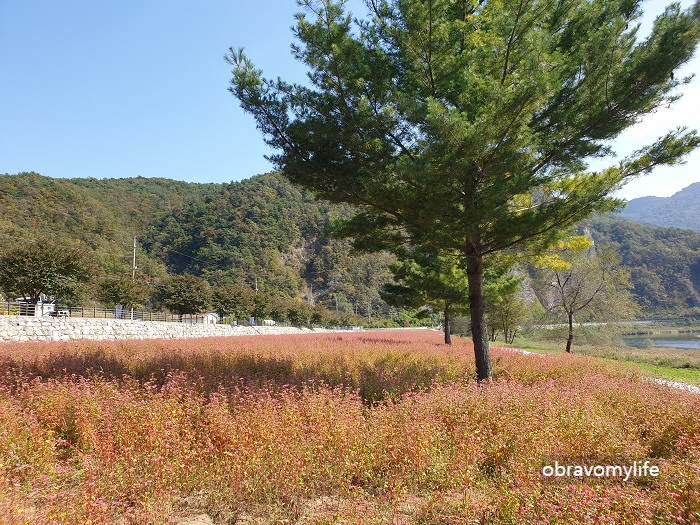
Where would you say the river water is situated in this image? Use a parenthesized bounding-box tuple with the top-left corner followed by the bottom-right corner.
(623, 333, 700, 350)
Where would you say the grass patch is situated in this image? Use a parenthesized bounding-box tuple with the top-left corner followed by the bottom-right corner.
(516, 331, 700, 386)
(621, 361, 700, 386)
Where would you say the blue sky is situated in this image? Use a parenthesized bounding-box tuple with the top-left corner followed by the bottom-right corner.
(1, 0, 698, 200)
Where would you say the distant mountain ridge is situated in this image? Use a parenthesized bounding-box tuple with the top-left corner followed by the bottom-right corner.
(620, 182, 700, 232)
(588, 216, 700, 312)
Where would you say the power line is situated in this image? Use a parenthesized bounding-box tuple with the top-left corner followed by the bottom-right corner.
(164, 248, 211, 264)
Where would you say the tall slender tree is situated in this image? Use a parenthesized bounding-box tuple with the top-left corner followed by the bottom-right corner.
(229, 0, 700, 380)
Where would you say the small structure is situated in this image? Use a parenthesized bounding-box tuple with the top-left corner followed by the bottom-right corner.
(181, 313, 219, 325)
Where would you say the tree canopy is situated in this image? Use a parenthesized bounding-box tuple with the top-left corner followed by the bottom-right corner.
(156, 274, 212, 318)
(212, 283, 255, 321)
(229, 0, 700, 380)
(98, 277, 149, 311)
(0, 239, 93, 305)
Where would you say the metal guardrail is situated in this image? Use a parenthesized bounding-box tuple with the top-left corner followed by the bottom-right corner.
(0, 302, 182, 322)
(0, 301, 293, 327)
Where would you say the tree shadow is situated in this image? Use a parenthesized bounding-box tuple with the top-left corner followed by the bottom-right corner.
(0, 347, 472, 404)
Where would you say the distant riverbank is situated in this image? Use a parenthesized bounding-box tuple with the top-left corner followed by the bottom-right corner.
(623, 333, 700, 350)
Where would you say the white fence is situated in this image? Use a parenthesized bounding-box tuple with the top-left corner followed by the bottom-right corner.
(1, 302, 201, 323)
(0, 301, 289, 326)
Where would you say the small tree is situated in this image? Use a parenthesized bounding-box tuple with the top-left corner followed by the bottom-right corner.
(310, 305, 327, 326)
(267, 296, 290, 323)
(0, 239, 93, 307)
(157, 274, 212, 320)
(251, 293, 271, 322)
(212, 283, 255, 322)
(287, 299, 313, 327)
(381, 249, 469, 344)
(98, 277, 149, 311)
(484, 264, 527, 344)
(534, 237, 637, 352)
(486, 291, 527, 344)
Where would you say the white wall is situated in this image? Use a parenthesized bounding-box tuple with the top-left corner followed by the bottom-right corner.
(0, 317, 330, 343)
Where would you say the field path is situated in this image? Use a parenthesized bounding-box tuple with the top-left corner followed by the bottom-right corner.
(176, 515, 214, 525)
(650, 377, 700, 394)
(498, 346, 700, 395)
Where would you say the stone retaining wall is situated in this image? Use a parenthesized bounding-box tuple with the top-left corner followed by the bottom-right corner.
(0, 317, 332, 343)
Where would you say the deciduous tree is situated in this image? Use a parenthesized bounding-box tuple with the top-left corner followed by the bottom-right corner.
(484, 266, 526, 344)
(229, 0, 700, 380)
(251, 293, 271, 322)
(157, 274, 212, 320)
(98, 277, 149, 311)
(212, 283, 255, 322)
(0, 239, 93, 307)
(534, 236, 637, 352)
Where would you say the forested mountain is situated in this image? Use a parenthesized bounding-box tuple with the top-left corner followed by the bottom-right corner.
(0, 172, 393, 317)
(1, 172, 698, 318)
(620, 183, 700, 232)
(588, 216, 700, 313)
(140, 173, 394, 314)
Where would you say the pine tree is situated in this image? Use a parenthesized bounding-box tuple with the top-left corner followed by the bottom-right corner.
(229, 0, 700, 380)
(381, 248, 470, 344)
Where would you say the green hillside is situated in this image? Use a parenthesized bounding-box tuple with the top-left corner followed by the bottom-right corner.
(1, 172, 698, 319)
(0, 172, 393, 317)
(589, 216, 700, 314)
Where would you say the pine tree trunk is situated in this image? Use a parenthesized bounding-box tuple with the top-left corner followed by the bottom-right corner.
(466, 251, 492, 382)
(444, 307, 452, 345)
(566, 311, 574, 353)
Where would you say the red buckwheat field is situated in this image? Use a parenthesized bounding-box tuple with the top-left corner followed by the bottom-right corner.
(1, 331, 698, 524)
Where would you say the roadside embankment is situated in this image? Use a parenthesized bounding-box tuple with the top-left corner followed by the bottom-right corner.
(0, 317, 338, 343)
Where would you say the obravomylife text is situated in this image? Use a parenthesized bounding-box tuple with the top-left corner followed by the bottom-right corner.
(542, 460, 660, 482)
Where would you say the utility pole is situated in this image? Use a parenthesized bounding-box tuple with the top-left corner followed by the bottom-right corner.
(132, 237, 137, 282)
(131, 237, 137, 321)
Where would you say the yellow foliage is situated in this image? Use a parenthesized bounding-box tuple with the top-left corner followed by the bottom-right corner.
(557, 235, 593, 252)
(533, 235, 592, 270)
(533, 254, 571, 271)
(509, 193, 532, 212)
